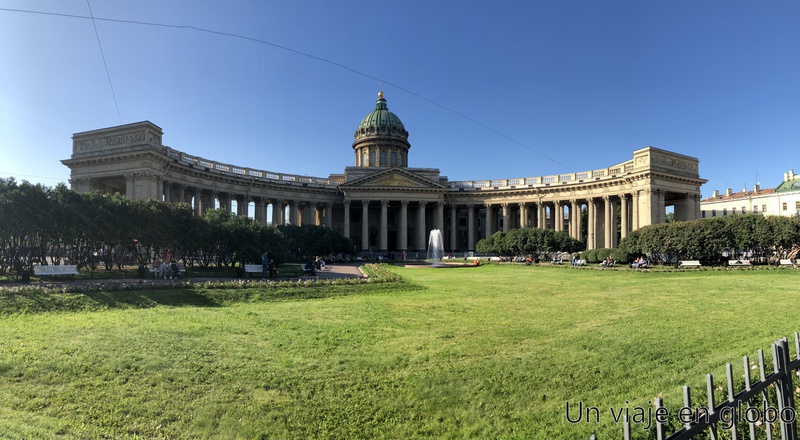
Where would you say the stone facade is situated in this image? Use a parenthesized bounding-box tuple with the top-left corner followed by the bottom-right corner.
(62, 96, 706, 253)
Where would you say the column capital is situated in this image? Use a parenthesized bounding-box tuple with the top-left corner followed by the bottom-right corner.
(400, 200, 409, 206)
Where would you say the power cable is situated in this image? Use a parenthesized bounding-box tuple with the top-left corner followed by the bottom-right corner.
(84, 1, 122, 124)
(0, 6, 574, 172)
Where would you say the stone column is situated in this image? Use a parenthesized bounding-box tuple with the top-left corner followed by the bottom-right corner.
(162, 181, 172, 203)
(587, 198, 596, 250)
(204, 191, 217, 215)
(449, 205, 458, 252)
(219, 194, 231, 212)
(176, 184, 186, 205)
(361, 200, 370, 252)
(570, 200, 580, 240)
(343, 200, 351, 238)
(125, 173, 136, 199)
(604, 196, 613, 248)
(501, 203, 510, 233)
(416, 202, 427, 252)
(325, 203, 333, 229)
(484, 204, 493, 238)
(467, 204, 476, 251)
(192, 187, 201, 217)
(519, 202, 528, 229)
(398, 201, 408, 251)
(554, 201, 563, 232)
(290, 201, 299, 226)
(237, 196, 248, 216)
(620, 194, 629, 240)
(379, 200, 388, 253)
(271, 200, 282, 226)
(632, 191, 640, 231)
(538, 203, 546, 229)
(254, 198, 265, 225)
(436, 202, 445, 233)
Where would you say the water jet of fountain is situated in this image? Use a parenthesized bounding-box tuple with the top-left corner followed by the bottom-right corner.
(427, 229, 444, 266)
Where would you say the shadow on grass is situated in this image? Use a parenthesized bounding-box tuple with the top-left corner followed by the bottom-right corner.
(1, 280, 425, 315)
(0, 288, 223, 315)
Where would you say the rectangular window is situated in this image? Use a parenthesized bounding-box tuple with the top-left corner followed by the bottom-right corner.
(742, 206, 746, 214)
(762, 204, 767, 212)
(783, 202, 788, 211)
(712, 210, 716, 217)
(723, 208, 727, 216)
(702, 211, 707, 218)
(796, 201, 800, 211)
(732, 207, 736, 214)
(753, 205, 758, 213)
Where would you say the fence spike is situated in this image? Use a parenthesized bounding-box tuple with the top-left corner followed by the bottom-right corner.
(743, 355, 757, 440)
(623, 414, 631, 440)
(726, 363, 739, 440)
(655, 396, 665, 440)
(795, 331, 799, 361)
(683, 385, 693, 431)
(707, 373, 716, 415)
(774, 339, 798, 440)
(759, 348, 773, 440)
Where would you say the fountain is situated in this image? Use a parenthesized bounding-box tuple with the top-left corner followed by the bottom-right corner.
(426, 229, 444, 265)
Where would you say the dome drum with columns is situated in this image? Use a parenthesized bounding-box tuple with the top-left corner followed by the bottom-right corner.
(62, 92, 706, 255)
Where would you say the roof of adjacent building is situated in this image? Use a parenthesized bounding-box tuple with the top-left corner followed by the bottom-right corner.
(775, 178, 800, 193)
(702, 188, 776, 202)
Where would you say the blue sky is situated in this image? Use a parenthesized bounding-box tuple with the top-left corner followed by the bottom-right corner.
(1, 0, 798, 198)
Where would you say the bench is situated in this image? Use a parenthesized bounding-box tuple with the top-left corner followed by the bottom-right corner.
(728, 260, 751, 267)
(244, 264, 264, 277)
(34, 264, 79, 278)
(148, 263, 186, 279)
(779, 259, 796, 267)
(300, 264, 316, 276)
(679, 260, 702, 268)
(572, 259, 586, 266)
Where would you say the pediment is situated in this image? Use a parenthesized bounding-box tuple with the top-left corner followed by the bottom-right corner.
(341, 168, 445, 190)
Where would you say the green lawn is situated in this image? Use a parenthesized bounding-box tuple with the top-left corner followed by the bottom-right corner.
(0, 265, 798, 439)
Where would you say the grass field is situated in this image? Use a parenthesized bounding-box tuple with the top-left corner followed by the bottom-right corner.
(1, 265, 798, 439)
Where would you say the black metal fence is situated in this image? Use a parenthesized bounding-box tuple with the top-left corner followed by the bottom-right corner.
(591, 333, 799, 440)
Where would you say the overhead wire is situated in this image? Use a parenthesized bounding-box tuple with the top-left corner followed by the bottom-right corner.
(0, 6, 574, 172)
(84, 1, 122, 124)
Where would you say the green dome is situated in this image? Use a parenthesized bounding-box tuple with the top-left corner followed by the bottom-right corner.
(775, 178, 800, 193)
(355, 92, 408, 140)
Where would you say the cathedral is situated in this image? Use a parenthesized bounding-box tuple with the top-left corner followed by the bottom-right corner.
(62, 92, 706, 254)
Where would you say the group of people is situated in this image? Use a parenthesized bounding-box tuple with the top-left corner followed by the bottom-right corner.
(153, 260, 181, 279)
(630, 256, 648, 269)
(261, 252, 278, 279)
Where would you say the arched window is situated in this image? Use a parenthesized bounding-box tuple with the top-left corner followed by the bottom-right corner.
(361, 151, 367, 166)
(380, 151, 387, 166)
(391, 151, 397, 165)
(370, 151, 376, 166)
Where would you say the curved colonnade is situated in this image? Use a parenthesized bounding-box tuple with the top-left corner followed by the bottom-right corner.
(63, 121, 705, 254)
